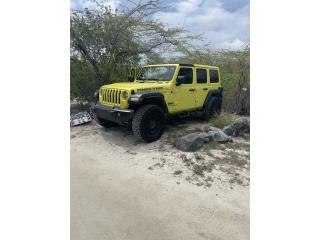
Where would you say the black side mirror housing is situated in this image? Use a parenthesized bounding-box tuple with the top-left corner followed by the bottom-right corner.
(128, 76, 135, 82)
(176, 76, 185, 86)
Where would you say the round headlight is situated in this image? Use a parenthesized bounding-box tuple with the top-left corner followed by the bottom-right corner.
(122, 91, 129, 99)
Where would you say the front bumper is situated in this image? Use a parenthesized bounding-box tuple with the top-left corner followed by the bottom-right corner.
(91, 104, 134, 124)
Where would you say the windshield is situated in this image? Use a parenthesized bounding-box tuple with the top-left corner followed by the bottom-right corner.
(137, 66, 176, 81)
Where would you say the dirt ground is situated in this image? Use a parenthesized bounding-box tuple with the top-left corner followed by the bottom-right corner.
(71, 119, 250, 240)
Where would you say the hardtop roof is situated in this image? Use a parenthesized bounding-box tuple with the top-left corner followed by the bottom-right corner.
(144, 63, 219, 69)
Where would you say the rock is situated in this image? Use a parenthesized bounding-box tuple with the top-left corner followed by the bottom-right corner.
(207, 127, 232, 143)
(223, 117, 250, 137)
(174, 132, 210, 152)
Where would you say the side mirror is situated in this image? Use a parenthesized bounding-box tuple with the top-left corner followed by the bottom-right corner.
(128, 76, 135, 82)
(176, 76, 185, 86)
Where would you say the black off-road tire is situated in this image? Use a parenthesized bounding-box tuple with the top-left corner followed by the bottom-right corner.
(96, 116, 117, 128)
(132, 105, 166, 142)
(202, 97, 222, 121)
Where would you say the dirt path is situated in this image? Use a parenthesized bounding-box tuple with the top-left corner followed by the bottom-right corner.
(71, 120, 250, 240)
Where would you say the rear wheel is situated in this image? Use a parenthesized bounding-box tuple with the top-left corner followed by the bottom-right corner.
(202, 97, 221, 121)
(96, 117, 117, 128)
(132, 105, 166, 142)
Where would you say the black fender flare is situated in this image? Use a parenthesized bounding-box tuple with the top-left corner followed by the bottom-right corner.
(203, 87, 223, 108)
(129, 92, 169, 113)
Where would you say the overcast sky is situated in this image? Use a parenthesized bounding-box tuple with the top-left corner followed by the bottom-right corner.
(71, 0, 250, 50)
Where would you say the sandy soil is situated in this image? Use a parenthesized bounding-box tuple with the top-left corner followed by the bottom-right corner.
(71, 119, 250, 240)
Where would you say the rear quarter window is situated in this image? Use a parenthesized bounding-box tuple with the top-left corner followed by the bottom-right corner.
(209, 69, 219, 83)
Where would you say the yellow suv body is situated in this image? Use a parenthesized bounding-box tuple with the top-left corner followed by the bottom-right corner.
(92, 63, 222, 142)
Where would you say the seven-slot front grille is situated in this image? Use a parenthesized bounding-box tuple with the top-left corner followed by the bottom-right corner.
(101, 89, 122, 105)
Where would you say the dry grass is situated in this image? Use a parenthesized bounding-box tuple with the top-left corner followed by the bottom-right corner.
(180, 154, 194, 167)
(210, 112, 234, 129)
(173, 170, 183, 175)
(203, 140, 250, 152)
(203, 140, 225, 151)
(214, 151, 249, 169)
(194, 153, 205, 161)
(192, 164, 207, 177)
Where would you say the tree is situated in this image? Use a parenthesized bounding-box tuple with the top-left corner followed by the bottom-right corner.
(70, 0, 196, 101)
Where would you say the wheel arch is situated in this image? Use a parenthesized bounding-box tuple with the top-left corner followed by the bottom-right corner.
(203, 87, 223, 108)
(129, 92, 169, 113)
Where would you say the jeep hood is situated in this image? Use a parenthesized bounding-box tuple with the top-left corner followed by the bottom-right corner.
(101, 81, 171, 92)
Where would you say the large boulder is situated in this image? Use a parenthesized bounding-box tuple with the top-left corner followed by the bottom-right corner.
(223, 117, 250, 137)
(174, 132, 210, 152)
(207, 127, 232, 143)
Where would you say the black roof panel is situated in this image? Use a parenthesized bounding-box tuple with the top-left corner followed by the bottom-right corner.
(179, 63, 194, 66)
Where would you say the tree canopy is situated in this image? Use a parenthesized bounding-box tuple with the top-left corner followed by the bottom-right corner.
(71, 0, 196, 101)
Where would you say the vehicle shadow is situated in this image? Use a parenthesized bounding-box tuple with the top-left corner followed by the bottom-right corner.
(97, 116, 210, 147)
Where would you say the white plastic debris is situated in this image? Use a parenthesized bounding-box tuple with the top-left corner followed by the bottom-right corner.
(70, 111, 92, 127)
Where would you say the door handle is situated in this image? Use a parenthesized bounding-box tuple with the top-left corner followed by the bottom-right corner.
(203, 88, 208, 90)
(189, 89, 195, 92)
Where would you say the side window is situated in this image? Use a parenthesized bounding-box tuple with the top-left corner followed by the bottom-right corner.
(196, 69, 207, 84)
(209, 69, 219, 83)
(177, 68, 193, 84)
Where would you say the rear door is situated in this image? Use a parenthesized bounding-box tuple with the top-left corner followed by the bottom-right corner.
(173, 67, 196, 112)
(194, 68, 209, 108)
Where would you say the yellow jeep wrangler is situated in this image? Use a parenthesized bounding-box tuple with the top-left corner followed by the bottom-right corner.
(92, 63, 222, 142)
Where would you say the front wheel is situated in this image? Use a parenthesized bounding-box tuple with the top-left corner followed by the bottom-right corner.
(132, 105, 166, 142)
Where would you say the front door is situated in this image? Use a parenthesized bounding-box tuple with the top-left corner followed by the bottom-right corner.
(173, 67, 196, 112)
